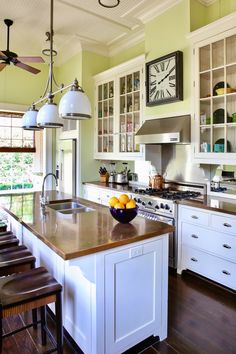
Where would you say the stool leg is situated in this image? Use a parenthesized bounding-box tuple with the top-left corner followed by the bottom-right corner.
(32, 309, 38, 329)
(0, 307, 2, 354)
(55, 292, 63, 354)
(40, 306, 47, 346)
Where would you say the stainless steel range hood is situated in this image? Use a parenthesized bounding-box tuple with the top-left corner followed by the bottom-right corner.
(135, 115, 191, 144)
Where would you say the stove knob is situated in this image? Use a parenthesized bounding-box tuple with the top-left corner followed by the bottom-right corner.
(142, 201, 146, 206)
(155, 205, 159, 209)
(165, 204, 170, 210)
(160, 203, 164, 209)
(137, 198, 141, 204)
(148, 201, 153, 206)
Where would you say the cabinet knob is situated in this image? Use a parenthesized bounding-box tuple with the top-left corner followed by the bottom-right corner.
(191, 215, 199, 219)
(222, 270, 231, 276)
(190, 257, 198, 262)
(223, 223, 232, 228)
(191, 234, 199, 239)
(222, 244, 231, 249)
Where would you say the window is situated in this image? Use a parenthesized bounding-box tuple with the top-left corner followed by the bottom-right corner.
(0, 111, 35, 152)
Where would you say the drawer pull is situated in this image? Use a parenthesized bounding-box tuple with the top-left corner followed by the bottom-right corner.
(191, 234, 199, 239)
(190, 257, 198, 262)
(223, 244, 231, 249)
(223, 223, 232, 228)
(191, 215, 199, 219)
(222, 270, 231, 276)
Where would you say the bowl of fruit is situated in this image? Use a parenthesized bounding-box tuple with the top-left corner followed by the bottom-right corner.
(108, 194, 138, 224)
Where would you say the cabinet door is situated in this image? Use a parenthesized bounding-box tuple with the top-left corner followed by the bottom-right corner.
(83, 185, 101, 204)
(194, 30, 236, 163)
(105, 238, 168, 353)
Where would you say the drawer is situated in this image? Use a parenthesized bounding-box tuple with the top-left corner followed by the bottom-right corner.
(181, 223, 236, 263)
(179, 206, 209, 226)
(211, 213, 236, 235)
(181, 246, 236, 290)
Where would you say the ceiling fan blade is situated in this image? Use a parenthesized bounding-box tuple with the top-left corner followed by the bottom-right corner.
(14, 61, 41, 74)
(0, 63, 7, 72)
(0, 51, 7, 60)
(17, 56, 45, 63)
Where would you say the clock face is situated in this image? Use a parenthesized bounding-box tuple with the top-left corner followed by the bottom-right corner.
(146, 51, 183, 106)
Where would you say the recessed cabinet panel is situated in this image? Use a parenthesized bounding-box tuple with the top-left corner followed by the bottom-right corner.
(226, 34, 236, 64)
(199, 45, 210, 72)
(212, 40, 224, 68)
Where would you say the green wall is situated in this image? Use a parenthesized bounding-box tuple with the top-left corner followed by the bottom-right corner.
(145, 0, 191, 118)
(109, 41, 145, 67)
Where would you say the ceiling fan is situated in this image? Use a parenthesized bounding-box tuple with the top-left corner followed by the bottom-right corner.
(0, 19, 45, 74)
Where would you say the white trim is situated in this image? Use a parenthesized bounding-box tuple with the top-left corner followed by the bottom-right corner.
(197, 0, 217, 6)
(144, 111, 191, 121)
(0, 102, 28, 112)
(108, 29, 145, 57)
(93, 54, 145, 81)
(186, 11, 236, 43)
(136, 0, 182, 24)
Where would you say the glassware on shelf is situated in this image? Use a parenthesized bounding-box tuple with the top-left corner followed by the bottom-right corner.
(109, 81, 114, 98)
(133, 72, 140, 91)
(120, 134, 126, 152)
(127, 134, 133, 152)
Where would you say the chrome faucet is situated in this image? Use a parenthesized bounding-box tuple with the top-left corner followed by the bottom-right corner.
(40, 173, 58, 207)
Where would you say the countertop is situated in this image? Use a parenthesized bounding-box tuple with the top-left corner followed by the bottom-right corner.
(0, 191, 174, 260)
(84, 181, 236, 215)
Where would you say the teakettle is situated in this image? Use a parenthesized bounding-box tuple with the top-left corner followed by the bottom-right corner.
(149, 174, 165, 189)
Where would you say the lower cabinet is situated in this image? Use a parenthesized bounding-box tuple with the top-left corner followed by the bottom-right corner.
(178, 205, 236, 290)
(83, 184, 124, 206)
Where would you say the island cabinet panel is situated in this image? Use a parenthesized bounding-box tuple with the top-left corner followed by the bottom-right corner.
(178, 205, 236, 290)
(64, 235, 168, 354)
(105, 237, 168, 354)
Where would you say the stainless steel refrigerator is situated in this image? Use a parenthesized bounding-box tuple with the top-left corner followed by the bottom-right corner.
(58, 139, 77, 196)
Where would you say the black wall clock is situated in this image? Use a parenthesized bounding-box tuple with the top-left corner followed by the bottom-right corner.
(146, 50, 183, 106)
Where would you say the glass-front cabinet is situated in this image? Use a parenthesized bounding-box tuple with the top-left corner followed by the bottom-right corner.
(94, 55, 144, 160)
(192, 19, 236, 164)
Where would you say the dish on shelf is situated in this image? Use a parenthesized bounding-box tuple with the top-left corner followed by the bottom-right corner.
(215, 87, 232, 95)
(213, 109, 231, 123)
(214, 139, 231, 153)
(213, 82, 230, 96)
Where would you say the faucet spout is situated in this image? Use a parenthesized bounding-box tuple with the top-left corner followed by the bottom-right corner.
(41, 173, 58, 207)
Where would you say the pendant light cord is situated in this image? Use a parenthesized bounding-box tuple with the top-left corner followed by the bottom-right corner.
(49, 0, 54, 100)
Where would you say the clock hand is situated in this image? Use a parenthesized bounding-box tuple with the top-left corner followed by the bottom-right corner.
(157, 66, 175, 84)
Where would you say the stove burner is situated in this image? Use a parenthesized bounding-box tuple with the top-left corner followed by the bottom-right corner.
(134, 188, 201, 200)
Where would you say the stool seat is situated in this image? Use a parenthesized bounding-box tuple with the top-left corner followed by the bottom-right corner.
(0, 245, 35, 274)
(0, 235, 19, 250)
(0, 231, 13, 237)
(0, 266, 62, 308)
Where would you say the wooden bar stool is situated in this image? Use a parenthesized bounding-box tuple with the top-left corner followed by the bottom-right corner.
(0, 245, 36, 276)
(0, 235, 19, 250)
(0, 231, 13, 237)
(0, 267, 63, 354)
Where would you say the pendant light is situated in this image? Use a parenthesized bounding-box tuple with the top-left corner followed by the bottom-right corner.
(22, 105, 42, 130)
(98, 0, 120, 8)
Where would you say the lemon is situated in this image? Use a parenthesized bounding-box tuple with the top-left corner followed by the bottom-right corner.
(114, 202, 125, 209)
(109, 196, 119, 207)
(126, 199, 136, 209)
(119, 194, 130, 206)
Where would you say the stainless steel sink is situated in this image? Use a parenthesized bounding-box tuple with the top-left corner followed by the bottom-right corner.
(47, 201, 95, 214)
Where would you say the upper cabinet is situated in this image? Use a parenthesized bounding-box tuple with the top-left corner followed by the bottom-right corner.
(190, 14, 236, 165)
(94, 55, 145, 161)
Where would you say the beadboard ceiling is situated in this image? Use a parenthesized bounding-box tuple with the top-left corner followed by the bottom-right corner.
(0, 0, 210, 65)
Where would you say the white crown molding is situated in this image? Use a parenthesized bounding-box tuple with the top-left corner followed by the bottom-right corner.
(186, 11, 236, 43)
(197, 0, 217, 6)
(108, 28, 145, 57)
(136, 0, 182, 24)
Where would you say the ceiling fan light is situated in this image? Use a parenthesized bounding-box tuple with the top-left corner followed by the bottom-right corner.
(98, 0, 120, 8)
(59, 90, 91, 120)
(22, 107, 43, 130)
(37, 102, 63, 128)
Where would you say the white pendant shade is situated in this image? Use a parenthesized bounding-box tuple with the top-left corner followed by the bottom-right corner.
(59, 90, 91, 120)
(22, 107, 42, 130)
(37, 102, 63, 128)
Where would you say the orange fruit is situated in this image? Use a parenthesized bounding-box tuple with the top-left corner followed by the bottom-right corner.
(114, 202, 125, 209)
(109, 196, 119, 207)
(119, 194, 130, 206)
(126, 199, 136, 209)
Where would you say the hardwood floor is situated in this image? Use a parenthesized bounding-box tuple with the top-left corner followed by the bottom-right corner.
(2, 270, 236, 353)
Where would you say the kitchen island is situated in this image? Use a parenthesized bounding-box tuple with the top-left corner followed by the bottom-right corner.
(0, 191, 174, 354)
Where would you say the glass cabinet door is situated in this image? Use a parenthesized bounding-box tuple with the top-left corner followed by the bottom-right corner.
(118, 70, 141, 153)
(198, 34, 236, 155)
(97, 80, 114, 153)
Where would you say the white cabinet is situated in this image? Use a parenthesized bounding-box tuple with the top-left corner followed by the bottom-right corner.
(83, 184, 125, 206)
(94, 55, 145, 161)
(178, 204, 236, 290)
(189, 13, 236, 164)
(64, 235, 168, 354)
